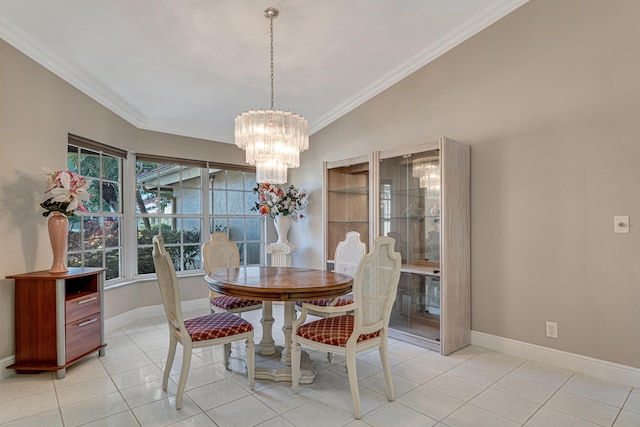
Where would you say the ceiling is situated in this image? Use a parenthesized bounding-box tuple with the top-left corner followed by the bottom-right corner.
(0, 0, 527, 144)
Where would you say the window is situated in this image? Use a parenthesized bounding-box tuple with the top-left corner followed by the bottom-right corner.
(66, 136, 125, 281)
(209, 169, 262, 266)
(135, 160, 204, 274)
(135, 157, 262, 275)
(65, 136, 261, 282)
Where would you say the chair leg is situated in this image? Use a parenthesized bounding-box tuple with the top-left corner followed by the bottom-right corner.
(175, 342, 193, 410)
(379, 341, 394, 401)
(245, 336, 255, 390)
(291, 340, 301, 394)
(346, 350, 361, 419)
(163, 336, 177, 391)
(224, 343, 231, 370)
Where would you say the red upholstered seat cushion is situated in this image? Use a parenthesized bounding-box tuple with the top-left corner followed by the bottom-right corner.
(184, 313, 253, 341)
(295, 315, 380, 346)
(295, 297, 354, 308)
(210, 295, 262, 311)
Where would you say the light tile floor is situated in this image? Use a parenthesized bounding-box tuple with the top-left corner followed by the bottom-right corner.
(1, 304, 639, 427)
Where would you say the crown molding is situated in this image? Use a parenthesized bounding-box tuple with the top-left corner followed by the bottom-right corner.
(0, 16, 147, 127)
(309, 0, 530, 135)
(1, 0, 528, 142)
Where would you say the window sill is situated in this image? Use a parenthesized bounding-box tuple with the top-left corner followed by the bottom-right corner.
(104, 271, 206, 291)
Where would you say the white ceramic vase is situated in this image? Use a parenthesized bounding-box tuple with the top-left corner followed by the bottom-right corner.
(274, 214, 292, 244)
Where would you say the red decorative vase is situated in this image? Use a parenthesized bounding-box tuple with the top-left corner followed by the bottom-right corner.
(48, 211, 69, 273)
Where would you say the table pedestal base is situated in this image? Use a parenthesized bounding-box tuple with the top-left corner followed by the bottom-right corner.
(255, 346, 316, 384)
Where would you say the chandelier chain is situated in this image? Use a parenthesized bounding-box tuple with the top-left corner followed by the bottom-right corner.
(270, 16, 275, 110)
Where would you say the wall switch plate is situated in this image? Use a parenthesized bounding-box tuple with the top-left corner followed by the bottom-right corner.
(614, 216, 630, 234)
(546, 321, 558, 338)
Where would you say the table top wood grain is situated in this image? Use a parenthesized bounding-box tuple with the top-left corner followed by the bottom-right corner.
(206, 266, 353, 302)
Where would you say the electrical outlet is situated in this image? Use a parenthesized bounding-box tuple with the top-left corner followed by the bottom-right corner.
(546, 321, 558, 339)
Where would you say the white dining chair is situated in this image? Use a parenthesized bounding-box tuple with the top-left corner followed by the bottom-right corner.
(153, 235, 255, 409)
(291, 236, 401, 419)
(202, 232, 262, 315)
(295, 231, 365, 313)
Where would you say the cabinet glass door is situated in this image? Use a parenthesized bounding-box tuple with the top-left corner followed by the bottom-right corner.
(326, 161, 369, 262)
(380, 150, 441, 343)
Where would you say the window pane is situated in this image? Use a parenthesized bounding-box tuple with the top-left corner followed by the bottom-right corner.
(85, 179, 101, 212)
(181, 167, 202, 188)
(104, 217, 120, 248)
(183, 245, 201, 271)
(227, 170, 243, 190)
(67, 146, 79, 173)
(236, 242, 245, 265)
(213, 191, 226, 215)
(85, 251, 103, 268)
(137, 217, 155, 244)
(227, 191, 242, 214)
(161, 217, 179, 244)
(182, 218, 201, 243)
(244, 172, 257, 191)
(102, 156, 119, 181)
(245, 191, 258, 215)
(103, 182, 120, 213)
(159, 187, 176, 214)
(105, 249, 120, 280)
(246, 242, 261, 265)
(228, 218, 244, 241)
(246, 218, 260, 241)
(211, 170, 226, 189)
(138, 247, 154, 274)
(84, 216, 103, 250)
(68, 253, 81, 268)
(166, 246, 181, 270)
(212, 218, 228, 234)
(68, 216, 82, 251)
(80, 149, 100, 178)
(180, 188, 201, 214)
(136, 184, 156, 214)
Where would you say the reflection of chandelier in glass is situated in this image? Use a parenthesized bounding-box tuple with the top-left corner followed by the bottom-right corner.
(412, 158, 440, 199)
(235, 7, 309, 184)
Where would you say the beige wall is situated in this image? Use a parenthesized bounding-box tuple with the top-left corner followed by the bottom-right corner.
(0, 37, 247, 360)
(290, 0, 640, 368)
(2, 0, 639, 370)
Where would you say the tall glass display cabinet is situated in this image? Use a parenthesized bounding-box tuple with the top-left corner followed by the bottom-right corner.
(323, 138, 469, 355)
(379, 138, 470, 354)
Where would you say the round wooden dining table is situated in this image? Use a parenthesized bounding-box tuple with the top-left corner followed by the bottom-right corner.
(206, 266, 353, 383)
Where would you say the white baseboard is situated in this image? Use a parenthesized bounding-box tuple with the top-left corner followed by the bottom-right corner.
(471, 330, 640, 388)
(1, 355, 15, 380)
(105, 297, 209, 333)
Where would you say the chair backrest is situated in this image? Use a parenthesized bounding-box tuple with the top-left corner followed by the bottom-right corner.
(153, 235, 185, 334)
(352, 236, 402, 335)
(202, 232, 240, 275)
(334, 231, 366, 277)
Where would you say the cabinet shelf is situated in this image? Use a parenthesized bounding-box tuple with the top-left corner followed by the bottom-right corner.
(328, 186, 369, 195)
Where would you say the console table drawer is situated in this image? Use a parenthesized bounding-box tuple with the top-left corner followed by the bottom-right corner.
(65, 314, 101, 362)
(66, 292, 100, 324)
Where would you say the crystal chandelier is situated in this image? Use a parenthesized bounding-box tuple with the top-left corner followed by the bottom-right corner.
(412, 158, 440, 200)
(235, 7, 309, 184)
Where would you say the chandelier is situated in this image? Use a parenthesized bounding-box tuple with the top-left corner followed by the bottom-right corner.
(412, 157, 440, 200)
(235, 7, 309, 184)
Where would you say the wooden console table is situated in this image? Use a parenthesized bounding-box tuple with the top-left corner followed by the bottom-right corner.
(7, 267, 107, 379)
